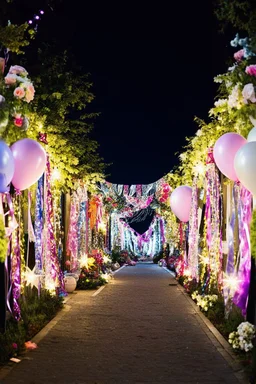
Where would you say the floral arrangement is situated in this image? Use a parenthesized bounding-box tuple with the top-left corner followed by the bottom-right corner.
(228, 321, 255, 352)
(0, 63, 35, 133)
(77, 250, 110, 289)
(191, 291, 218, 312)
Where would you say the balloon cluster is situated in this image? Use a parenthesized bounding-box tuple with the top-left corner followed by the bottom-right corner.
(0, 138, 46, 193)
(213, 126, 256, 196)
(169, 121, 256, 223)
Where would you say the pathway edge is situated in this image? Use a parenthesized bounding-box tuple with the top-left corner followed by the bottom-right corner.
(163, 266, 249, 384)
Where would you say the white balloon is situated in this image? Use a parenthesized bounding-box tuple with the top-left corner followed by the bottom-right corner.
(247, 127, 256, 142)
(234, 141, 256, 195)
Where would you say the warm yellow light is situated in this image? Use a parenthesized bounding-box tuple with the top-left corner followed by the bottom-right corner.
(24, 266, 40, 289)
(79, 254, 88, 269)
(199, 254, 210, 265)
(45, 279, 57, 295)
(223, 274, 241, 293)
(51, 168, 61, 181)
(193, 162, 205, 176)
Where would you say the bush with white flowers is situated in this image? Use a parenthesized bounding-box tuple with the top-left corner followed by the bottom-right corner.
(228, 321, 255, 352)
(191, 291, 218, 312)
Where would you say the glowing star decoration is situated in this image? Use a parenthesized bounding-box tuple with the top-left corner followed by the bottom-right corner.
(45, 279, 57, 295)
(199, 254, 210, 266)
(223, 273, 242, 297)
(79, 253, 88, 269)
(24, 266, 40, 289)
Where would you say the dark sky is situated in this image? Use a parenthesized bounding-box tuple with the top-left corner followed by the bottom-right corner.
(7, 0, 235, 185)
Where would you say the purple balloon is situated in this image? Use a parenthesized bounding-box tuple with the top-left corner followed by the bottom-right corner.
(213, 133, 247, 181)
(0, 140, 15, 192)
(170, 186, 192, 222)
(11, 138, 47, 191)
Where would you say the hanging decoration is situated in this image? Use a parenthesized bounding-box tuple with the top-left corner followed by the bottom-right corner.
(188, 175, 199, 280)
(43, 156, 65, 294)
(205, 148, 222, 290)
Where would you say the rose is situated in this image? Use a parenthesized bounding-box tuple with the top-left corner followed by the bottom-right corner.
(14, 117, 23, 127)
(25, 83, 35, 102)
(8, 65, 28, 77)
(5, 74, 17, 85)
(234, 49, 244, 62)
(13, 87, 25, 99)
(242, 83, 256, 103)
(246, 65, 256, 77)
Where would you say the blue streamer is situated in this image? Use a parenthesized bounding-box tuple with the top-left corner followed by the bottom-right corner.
(35, 175, 44, 271)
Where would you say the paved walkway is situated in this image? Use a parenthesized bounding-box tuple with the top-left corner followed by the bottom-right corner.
(0, 264, 247, 384)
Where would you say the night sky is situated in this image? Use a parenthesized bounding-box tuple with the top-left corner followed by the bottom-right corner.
(8, 1, 235, 185)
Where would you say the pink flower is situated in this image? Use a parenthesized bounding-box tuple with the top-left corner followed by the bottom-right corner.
(25, 83, 35, 103)
(246, 65, 256, 77)
(13, 87, 25, 99)
(24, 341, 37, 350)
(12, 343, 18, 349)
(14, 117, 23, 127)
(5, 74, 17, 85)
(234, 49, 245, 62)
(9, 65, 28, 76)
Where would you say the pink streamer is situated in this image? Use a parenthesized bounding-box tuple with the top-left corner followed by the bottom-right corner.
(44, 157, 64, 291)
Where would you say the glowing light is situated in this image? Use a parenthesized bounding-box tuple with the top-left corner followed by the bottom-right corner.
(79, 254, 88, 269)
(98, 221, 106, 232)
(40, 10, 44, 15)
(193, 162, 205, 176)
(199, 254, 210, 265)
(28, 20, 33, 24)
(183, 268, 191, 277)
(223, 273, 242, 296)
(24, 266, 40, 289)
(51, 168, 61, 181)
(45, 279, 57, 295)
(35, 15, 40, 20)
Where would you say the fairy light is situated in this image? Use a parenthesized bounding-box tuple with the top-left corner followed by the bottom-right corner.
(223, 273, 242, 296)
(24, 266, 40, 289)
(51, 168, 61, 182)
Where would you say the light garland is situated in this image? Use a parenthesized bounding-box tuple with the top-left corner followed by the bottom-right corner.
(188, 175, 199, 280)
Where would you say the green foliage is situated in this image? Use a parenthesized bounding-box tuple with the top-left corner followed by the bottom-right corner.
(0, 218, 8, 263)
(77, 273, 107, 290)
(0, 287, 63, 364)
(19, 286, 63, 339)
(0, 23, 35, 54)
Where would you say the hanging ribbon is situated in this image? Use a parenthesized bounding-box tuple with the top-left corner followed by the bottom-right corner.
(44, 157, 65, 294)
(188, 176, 199, 280)
(205, 148, 222, 290)
(35, 175, 44, 271)
(233, 185, 252, 316)
(66, 194, 78, 270)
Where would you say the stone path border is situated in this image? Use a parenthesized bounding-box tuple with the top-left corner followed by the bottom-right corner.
(163, 267, 249, 384)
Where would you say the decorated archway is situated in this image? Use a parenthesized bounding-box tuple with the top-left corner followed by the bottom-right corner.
(98, 179, 171, 258)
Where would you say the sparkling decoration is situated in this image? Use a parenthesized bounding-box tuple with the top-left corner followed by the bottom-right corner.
(233, 184, 252, 316)
(66, 194, 78, 270)
(188, 176, 199, 280)
(204, 148, 222, 290)
(43, 156, 65, 294)
(35, 175, 44, 270)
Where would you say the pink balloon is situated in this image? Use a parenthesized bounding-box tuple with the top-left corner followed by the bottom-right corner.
(213, 133, 247, 181)
(11, 139, 47, 190)
(170, 186, 192, 222)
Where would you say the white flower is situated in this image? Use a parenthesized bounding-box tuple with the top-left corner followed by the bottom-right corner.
(228, 85, 241, 109)
(242, 83, 256, 104)
(214, 99, 227, 107)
